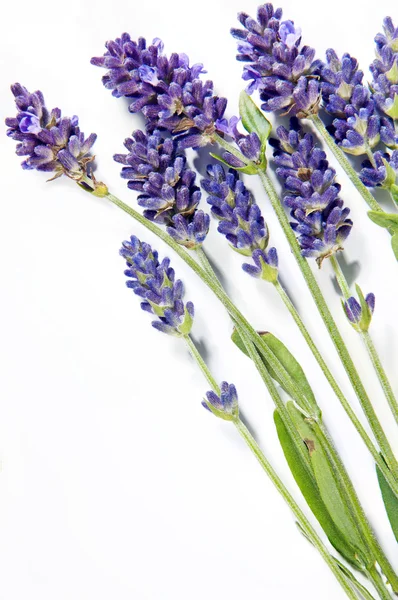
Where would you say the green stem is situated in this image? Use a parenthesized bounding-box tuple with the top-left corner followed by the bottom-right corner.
(309, 115, 384, 213)
(335, 559, 377, 600)
(194, 246, 316, 474)
(198, 247, 398, 587)
(183, 331, 361, 599)
(329, 255, 398, 430)
(185, 335, 220, 394)
(183, 334, 361, 598)
(367, 566, 393, 600)
(257, 170, 398, 491)
(235, 418, 363, 600)
(272, 282, 398, 589)
(362, 332, 398, 427)
(314, 423, 398, 593)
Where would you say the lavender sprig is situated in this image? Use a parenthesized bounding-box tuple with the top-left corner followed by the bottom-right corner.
(271, 118, 352, 266)
(91, 35, 227, 149)
(114, 129, 209, 248)
(201, 164, 278, 281)
(120, 235, 194, 336)
(231, 3, 321, 118)
(371, 17, 398, 149)
(5, 83, 96, 180)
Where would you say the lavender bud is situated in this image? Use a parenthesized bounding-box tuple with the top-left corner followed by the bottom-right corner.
(115, 129, 209, 248)
(231, 4, 321, 118)
(5, 83, 96, 180)
(318, 51, 380, 155)
(201, 164, 278, 282)
(343, 286, 375, 333)
(271, 118, 352, 266)
(202, 382, 239, 420)
(120, 235, 194, 336)
(91, 35, 227, 149)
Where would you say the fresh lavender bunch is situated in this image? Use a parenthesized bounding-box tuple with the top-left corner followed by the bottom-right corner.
(271, 118, 352, 266)
(318, 51, 381, 156)
(231, 3, 321, 118)
(114, 129, 209, 248)
(91, 35, 227, 149)
(201, 164, 278, 281)
(120, 235, 194, 336)
(371, 17, 398, 149)
(203, 382, 239, 421)
(5, 83, 96, 180)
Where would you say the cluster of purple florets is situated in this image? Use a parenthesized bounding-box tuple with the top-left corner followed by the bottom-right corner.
(271, 118, 352, 266)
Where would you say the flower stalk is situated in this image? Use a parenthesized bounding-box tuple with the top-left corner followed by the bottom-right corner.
(330, 254, 398, 428)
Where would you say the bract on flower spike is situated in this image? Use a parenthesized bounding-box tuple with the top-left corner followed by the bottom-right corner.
(201, 164, 278, 282)
(120, 235, 194, 336)
(5, 83, 97, 181)
(91, 35, 228, 149)
(114, 129, 210, 248)
(231, 3, 322, 118)
(271, 118, 352, 266)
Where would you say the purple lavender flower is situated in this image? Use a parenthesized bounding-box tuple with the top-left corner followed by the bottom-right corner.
(271, 118, 352, 266)
(370, 17, 398, 149)
(202, 381, 239, 421)
(5, 83, 96, 180)
(114, 129, 209, 248)
(360, 150, 398, 188)
(201, 164, 278, 281)
(318, 50, 380, 155)
(343, 286, 375, 333)
(120, 235, 194, 336)
(91, 35, 227, 149)
(231, 4, 321, 117)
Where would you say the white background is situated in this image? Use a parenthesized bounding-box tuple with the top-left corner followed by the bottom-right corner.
(1, 0, 398, 598)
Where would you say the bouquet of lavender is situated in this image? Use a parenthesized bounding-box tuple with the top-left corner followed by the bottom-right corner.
(4, 3, 398, 599)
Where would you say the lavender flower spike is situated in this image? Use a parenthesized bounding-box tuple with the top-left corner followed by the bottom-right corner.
(318, 50, 380, 155)
(231, 4, 321, 118)
(202, 382, 239, 421)
(201, 165, 278, 282)
(271, 118, 352, 266)
(360, 150, 398, 197)
(371, 17, 398, 149)
(343, 285, 375, 333)
(91, 35, 227, 149)
(120, 235, 194, 336)
(6, 83, 96, 180)
(114, 129, 209, 248)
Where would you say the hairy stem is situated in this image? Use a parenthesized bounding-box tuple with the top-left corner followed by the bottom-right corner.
(257, 170, 398, 490)
(329, 255, 398, 430)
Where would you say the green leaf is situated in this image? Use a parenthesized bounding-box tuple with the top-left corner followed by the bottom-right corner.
(274, 408, 363, 568)
(376, 463, 398, 542)
(367, 210, 398, 230)
(231, 328, 319, 415)
(239, 91, 272, 151)
(208, 152, 257, 175)
(392, 231, 398, 260)
(286, 402, 369, 563)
